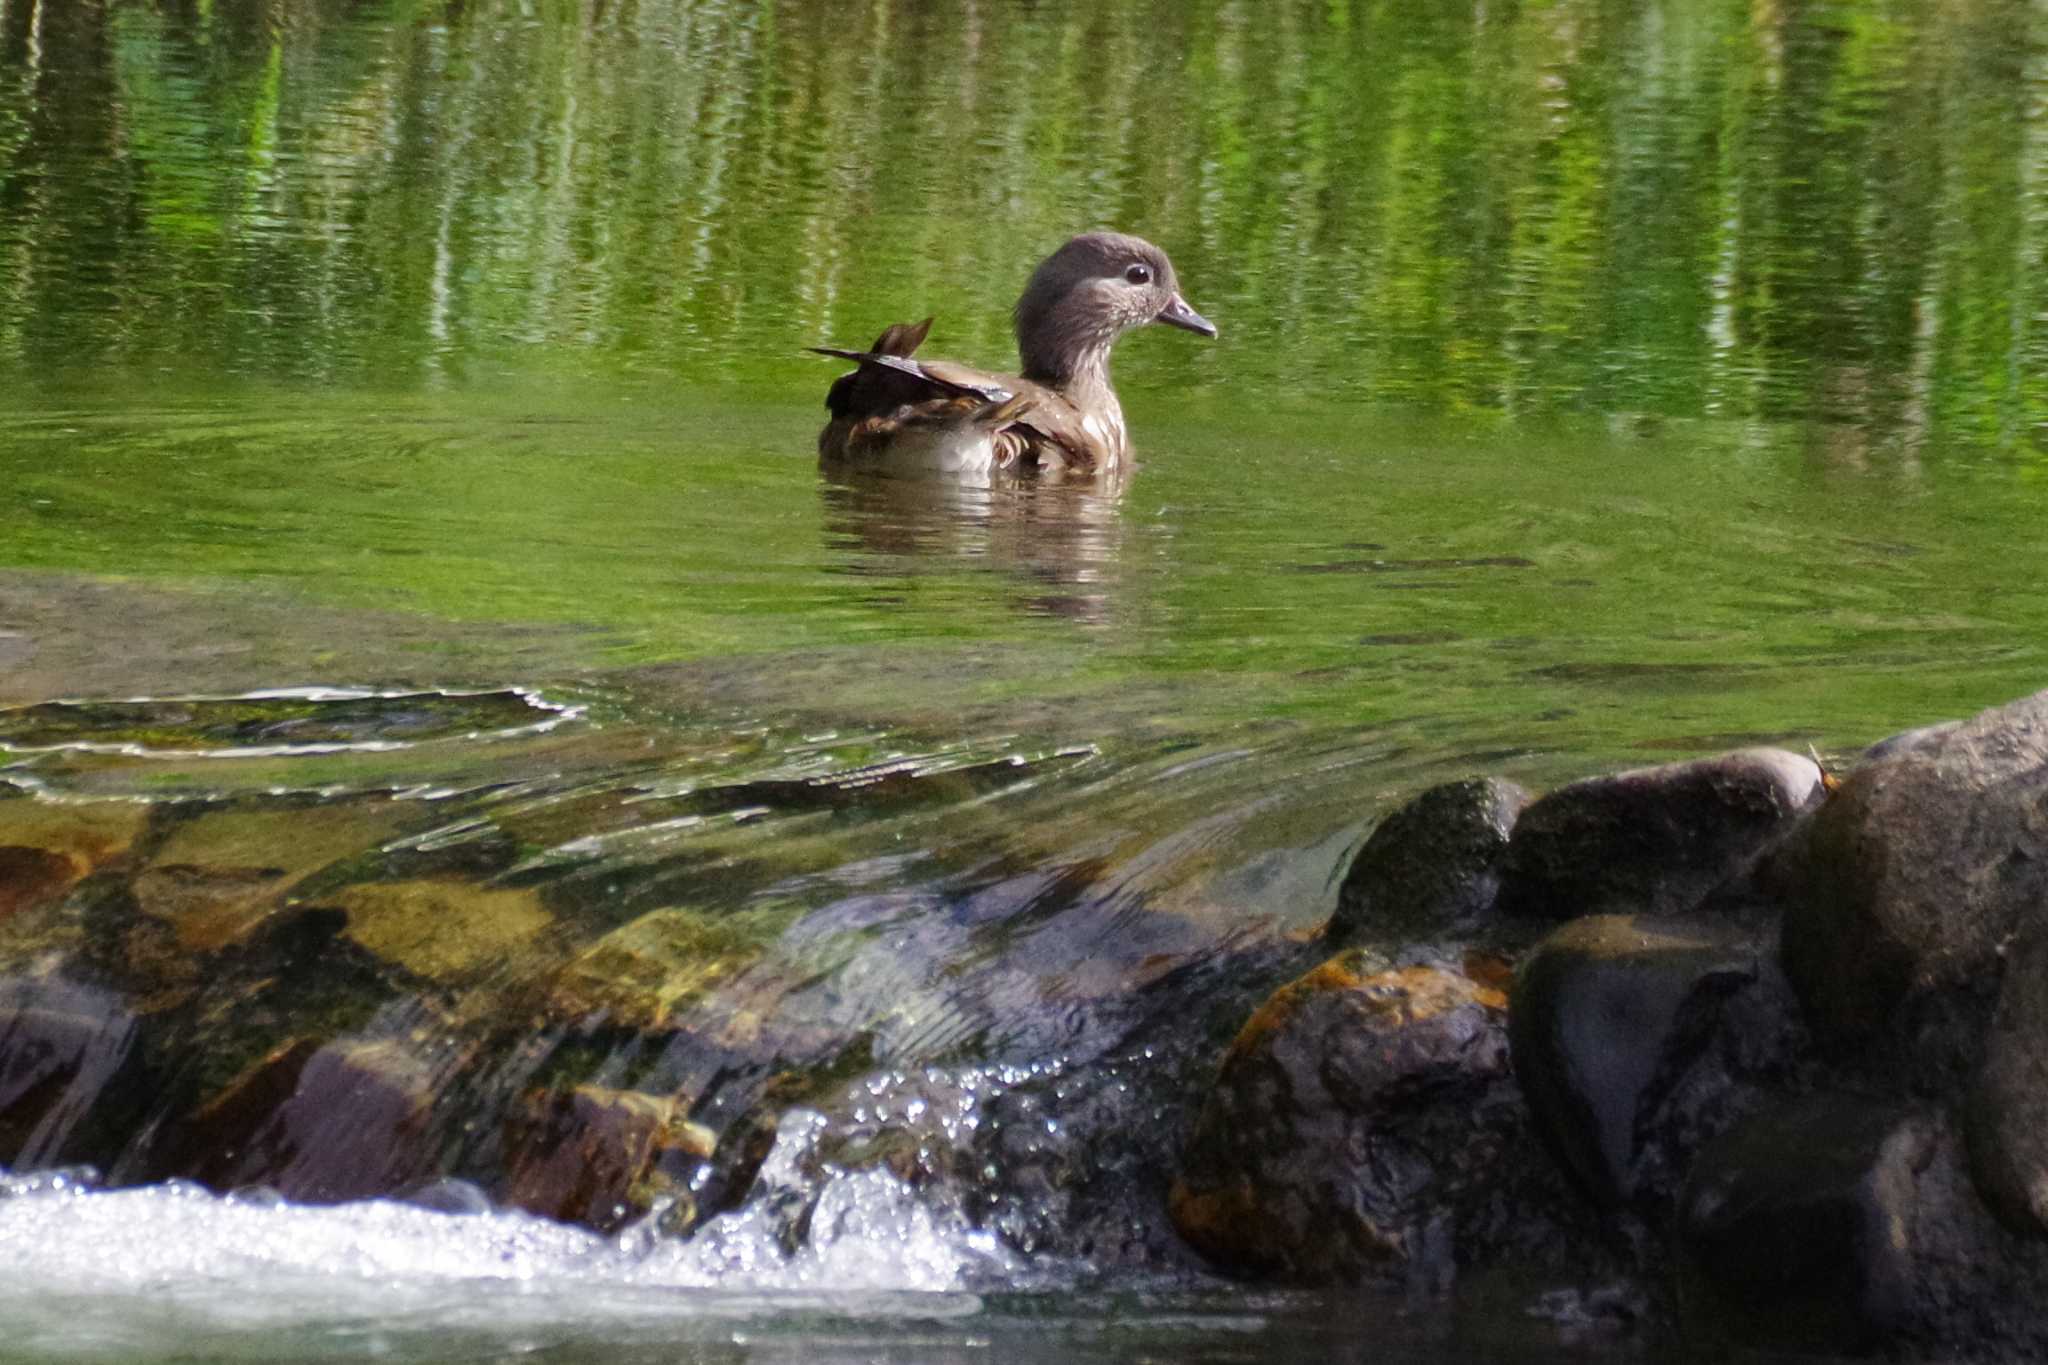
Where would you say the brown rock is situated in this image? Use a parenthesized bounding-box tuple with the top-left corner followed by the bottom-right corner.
(1171, 956, 1511, 1283)
(501, 1084, 715, 1233)
(0, 798, 151, 920)
(149, 1036, 459, 1201)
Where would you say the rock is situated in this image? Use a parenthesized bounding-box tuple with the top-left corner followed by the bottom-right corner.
(500, 1084, 716, 1233)
(327, 878, 553, 984)
(0, 847, 82, 923)
(1676, 1096, 1937, 1352)
(1774, 689, 2048, 1055)
(1967, 916, 2048, 1236)
(0, 978, 149, 1169)
(143, 1036, 458, 1201)
(1509, 914, 1799, 1207)
(1170, 956, 1513, 1283)
(134, 801, 409, 952)
(544, 906, 785, 1029)
(1329, 777, 1531, 944)
(1499, 748, 1823, 921)
(0, 797, 151, 921)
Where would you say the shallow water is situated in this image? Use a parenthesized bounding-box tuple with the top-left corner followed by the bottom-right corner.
(3, 0, 2047, 1359)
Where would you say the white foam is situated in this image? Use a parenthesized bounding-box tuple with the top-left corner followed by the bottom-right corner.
(0, 1130, 1004, 1358)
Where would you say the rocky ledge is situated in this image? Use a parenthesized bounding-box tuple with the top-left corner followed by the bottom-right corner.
(1173, 686, 2048, 1358)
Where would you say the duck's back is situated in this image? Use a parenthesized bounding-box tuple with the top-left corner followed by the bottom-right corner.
(814, 320, 1123, 475)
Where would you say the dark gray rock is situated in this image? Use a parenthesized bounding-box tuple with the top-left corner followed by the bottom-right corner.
(1677, 1095, 1937, 1353)
(1330, 777, 1531, 944)
(1673, 1096, 2048, 1357)
(1968, 915, 2048, 1236)
(1498, 748, 1823, 922)
(1773, 688, 2048, 1054)
(1171, 955, 1527, 1284)
(1509, 914, 1802, 1207)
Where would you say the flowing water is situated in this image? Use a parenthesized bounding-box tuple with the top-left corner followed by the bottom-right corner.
(2, 0, 2048, 1359)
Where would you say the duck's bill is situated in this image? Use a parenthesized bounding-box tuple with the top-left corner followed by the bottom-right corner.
(1156, 294, 1218, 338)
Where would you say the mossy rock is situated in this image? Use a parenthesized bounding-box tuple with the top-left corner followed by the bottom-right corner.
(328, 878, 554, 983)
(545, 905, 797, 1029)
(136, 801, 412, 952)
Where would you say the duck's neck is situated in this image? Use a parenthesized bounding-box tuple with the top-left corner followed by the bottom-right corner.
(1018, 318, 1128, 459)
(1024, 344, 1125, 462)
(1023, 332, 1115, 393)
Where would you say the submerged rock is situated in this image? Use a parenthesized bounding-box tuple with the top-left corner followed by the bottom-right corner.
(500, 1084, 716, 1233)
(137, 1035, 469, 1202)
(1170, 955, 1514, 1283)
(0, 796, 150, 921)
(1508, 914, 1800, 1208)
(544, 905, 788, 1029)
(1499, 748, 1823, 921)
(1774, 688, 2048, 1057)
(326, 878, 553, 985)
(134, 801, 411, 953)
(1330, 777, 1530, 943)
(0, 979, 152, 1170)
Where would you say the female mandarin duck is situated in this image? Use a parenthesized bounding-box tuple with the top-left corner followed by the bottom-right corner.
(813, 232, 1216, 476)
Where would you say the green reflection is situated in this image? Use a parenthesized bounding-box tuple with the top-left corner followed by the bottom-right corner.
(1, 0, 2045, 445)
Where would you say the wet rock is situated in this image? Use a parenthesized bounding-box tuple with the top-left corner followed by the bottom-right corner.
(327, 878, 553, 984)
(0, 689, 563, 752)
(0, 978, 150, 1169)
(0, 797, 151, 921)
(1509, 914, 1800, 1207)
(545, 906, 785, 1029)
(135, 802, 409, 952)
(500, 1084, 715, 1233)
(1499, 748, 1823, 921)
(1330, 777, 1531, 944)
(1676, 1096, 1939, 1353)
(0, 847, 81, 922)
(1773, 688, 2048, 1054)
(1170, 956, 1513, 1283)
(145, 1036, 460, 1201)
(1967, 916, 2048, 1236)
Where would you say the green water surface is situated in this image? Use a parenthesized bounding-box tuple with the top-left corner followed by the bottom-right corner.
(2, 0, 2047, 1360)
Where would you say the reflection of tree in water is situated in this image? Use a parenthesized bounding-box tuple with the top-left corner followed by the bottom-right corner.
(4, 0, 2048, 443)
(818, 469, 1130, 625)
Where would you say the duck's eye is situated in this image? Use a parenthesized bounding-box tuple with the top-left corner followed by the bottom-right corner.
(1124, 263, 1152, 285)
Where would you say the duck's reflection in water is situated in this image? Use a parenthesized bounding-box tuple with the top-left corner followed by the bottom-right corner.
(819, 467, 1130, 623)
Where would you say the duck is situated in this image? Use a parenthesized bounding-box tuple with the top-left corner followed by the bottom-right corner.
(812, 232, 1216, 477)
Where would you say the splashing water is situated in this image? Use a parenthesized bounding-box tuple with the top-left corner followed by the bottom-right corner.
(0, 1109, 1021, 1361)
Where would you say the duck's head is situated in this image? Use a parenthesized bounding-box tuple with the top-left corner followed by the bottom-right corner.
(1014, 232, 1216, 386)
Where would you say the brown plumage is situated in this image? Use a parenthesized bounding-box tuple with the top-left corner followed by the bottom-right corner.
(812, 232, 1216, 477)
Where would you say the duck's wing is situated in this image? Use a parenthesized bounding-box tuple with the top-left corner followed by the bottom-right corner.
(813, 320, 1120, 471)
(811, 318, 1017, 415)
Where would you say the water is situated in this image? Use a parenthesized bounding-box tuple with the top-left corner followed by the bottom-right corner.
(3, 0, 2047, 1359)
